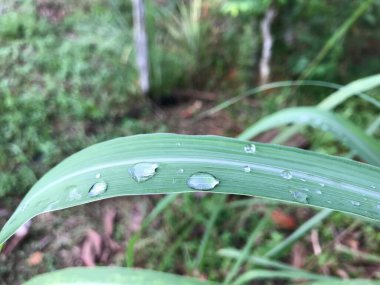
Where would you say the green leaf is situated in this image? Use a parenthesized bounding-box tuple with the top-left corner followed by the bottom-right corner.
(239, 107, 380, 166)
(1, 134, 380, 244)
(22, 267, 218, 285)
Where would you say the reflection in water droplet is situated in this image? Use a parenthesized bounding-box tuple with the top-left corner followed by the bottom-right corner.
(244, 144, 256, 154)
(243, 166, 251, 173)
(351, 201, 361, 206)
(315, 190, 322, 195)
(88, 181, 108, 197)
(281, 170, 292, 180)
(95, 173, 101, 179)
(177, 168, 184, 174)
(187, 172, 219, 191)
(129, 162, 159, 183)
(67, 186, 82, 201)
(292, 191, 309, 204)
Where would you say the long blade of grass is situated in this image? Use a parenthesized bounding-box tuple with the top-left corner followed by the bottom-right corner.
(22, 267, 218, 285)
(218, 248, 334, 281)
(298, 0, 374, 80)
(239, 107, 380, 166)
(232, 269, 334, 285)
(264, 208, 332, 258)
(126, 193, 179, 267)
(308, 280, 380, 285)
(272, 74, 380, 145)
(196, 77, 380, 120)
(1, 133, 380, 244)
(223, 214, 270, 284)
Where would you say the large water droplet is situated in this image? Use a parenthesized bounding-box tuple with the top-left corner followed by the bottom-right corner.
(292, 191, 308, 204)
(351, 200, 360, 206)
(187, 172, 219, 191)
(68, 186, 82, 201)
(129, 162, 159, 183)
(243, 166, 251, 173)
(244, 144, 256, 154)
(281, 170, 292, 180)
(88, 181, 108, 197)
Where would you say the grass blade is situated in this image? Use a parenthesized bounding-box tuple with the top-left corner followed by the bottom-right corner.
(22, 267, 218, 285)
(1, 134, 380, 244)
(223, 214, 270, 284)
(239, 107, 380, 166)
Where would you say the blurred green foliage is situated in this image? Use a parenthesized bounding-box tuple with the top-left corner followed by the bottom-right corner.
(0, 0, 379, 198)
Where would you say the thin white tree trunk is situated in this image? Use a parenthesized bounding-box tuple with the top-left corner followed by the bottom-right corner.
(132, 0, 149, 94)
(259, 7, 276, 85)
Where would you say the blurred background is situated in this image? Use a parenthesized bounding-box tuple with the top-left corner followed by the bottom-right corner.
(0, 0, 379, 284)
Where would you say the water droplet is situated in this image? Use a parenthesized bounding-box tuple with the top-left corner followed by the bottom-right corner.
(300, 187, 309, 192)
(129, 162, 159, 183)
(244, 144, 256, 154)
(292, 191, 308, 204)
(45, 200, 59, 211)
(370, 185, 376, 189)
(327, 200, 332, 204)
(95, 173, 101, 179)
(315, 190, 322, 195)
(319, 183, 325, 187)
(88, 181, 108, 197)
(187, 172, 219, 191)
(67, 186, 82, 201)
(177, 168, 184, 174)
(351, 200, 360, 206)
(176, 142, 181, 147)
(172, 178, 177, 184)
(243, 166, 251, 173)
(281, 170, 292, 180)
(300, 178, 306, 182)
(376, 204, 380, 210)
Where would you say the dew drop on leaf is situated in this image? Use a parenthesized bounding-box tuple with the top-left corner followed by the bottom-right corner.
(315, 189, 322, 195)
(243, 166, 251, 173)
(88, 181, 108, 197)
(244, 144, 256, 154)
(187, 172, 219, 191)
(292, 191, 308, 204)
(351, 201, 361, 206)
(177, 168, 184, 174)
(129, 162, 159, 183)
(95, 173, 101, 179)
(67, 186, 82, 201)
(281, 170, 292, 180)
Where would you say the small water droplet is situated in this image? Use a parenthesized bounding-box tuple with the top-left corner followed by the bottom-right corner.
(187, 172, 219, 191)
(176, 142, 181, 147)
(292, 191, 308, 204)
(177, 168, 184, 174)
(300, 178, 306, 182)
(370, 185, 376, 189)
(129, 162, 159, 183)
(67, 186, 82, 201)
(351, 200, 361, 206)
(300, 187, 309, 192)
(327, 200, 332, 204)
(88, 181, 108, 197)
(243, 166, 251, 173)
(319, 183, 325, 187)
(45, 200, 59, 211)
(244, 144, 256, 154)
(281, 170, 292, 180)
(95, 173, 101, 179)
(315, 190, 322, 195)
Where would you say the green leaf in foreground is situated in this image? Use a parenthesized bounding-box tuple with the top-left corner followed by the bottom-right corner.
(1, 134, 380, 244)
(239, 107, 380, 166)
(22, 267, 218, 285)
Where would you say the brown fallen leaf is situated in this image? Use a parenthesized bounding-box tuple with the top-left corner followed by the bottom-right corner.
(271, 209, 297, 229)
(27, 251, 44, 266)
(81, 229, 102, 266)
